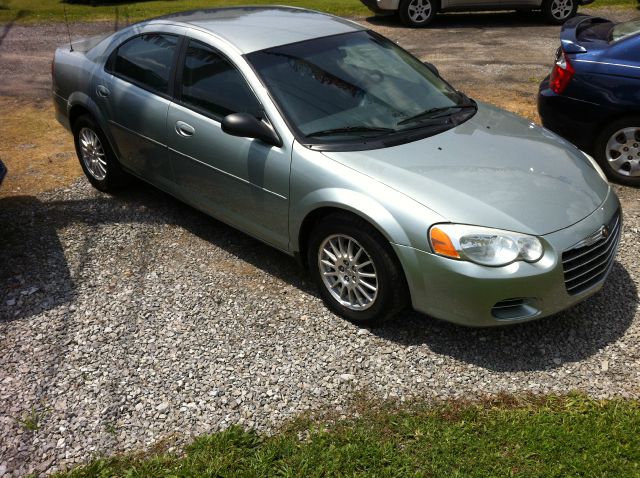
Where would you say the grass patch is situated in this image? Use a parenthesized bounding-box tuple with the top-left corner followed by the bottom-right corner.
(56, 395, 640, 478)
(0, 0, 635, 24)
(16, 406, 48, 432)
(0, 0, 369, 24)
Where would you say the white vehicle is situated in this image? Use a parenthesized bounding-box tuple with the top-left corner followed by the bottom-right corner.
(361, 0, 592, 27)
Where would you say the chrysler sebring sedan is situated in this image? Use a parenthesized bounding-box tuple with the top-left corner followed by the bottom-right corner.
(52, 7, 621, 326)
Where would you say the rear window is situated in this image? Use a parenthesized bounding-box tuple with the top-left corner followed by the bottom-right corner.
(611, 19, 640, 42)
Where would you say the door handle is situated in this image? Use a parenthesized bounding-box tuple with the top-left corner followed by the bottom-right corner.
(96, 85, 110, 98)
(175, 121, 195, 137)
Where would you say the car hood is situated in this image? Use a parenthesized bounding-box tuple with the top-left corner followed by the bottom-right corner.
(321, 103, 609, 236)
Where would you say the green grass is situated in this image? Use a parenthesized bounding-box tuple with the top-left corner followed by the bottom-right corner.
(56, 395, 640, 478)
(0, 0, 369, 23)
(16, 406, 48, 432)
(0, 0, 635, 24)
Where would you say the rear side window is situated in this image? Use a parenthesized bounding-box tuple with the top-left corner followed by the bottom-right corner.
(611, 19, 640, 42)
(112, 33, 178, 94)
(180, 40, 261, 119)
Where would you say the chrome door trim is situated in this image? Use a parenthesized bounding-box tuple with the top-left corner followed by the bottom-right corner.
(573, 59, 640, 70)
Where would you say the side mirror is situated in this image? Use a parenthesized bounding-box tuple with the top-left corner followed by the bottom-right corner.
(221, 113, 282, 147)
(423, 61, 439, 77)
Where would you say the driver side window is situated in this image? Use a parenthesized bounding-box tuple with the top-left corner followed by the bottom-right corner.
(180, 40, 262, 120)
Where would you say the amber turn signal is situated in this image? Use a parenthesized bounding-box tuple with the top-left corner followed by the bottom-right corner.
(430, 227, 460, 259)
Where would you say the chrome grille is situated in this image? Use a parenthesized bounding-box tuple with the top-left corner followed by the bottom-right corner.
(562, 211, 621, 295)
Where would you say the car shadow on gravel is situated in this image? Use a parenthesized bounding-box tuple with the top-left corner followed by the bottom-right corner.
(0, 181, 314, 322)
(0, 195, 76, 322)
(372, 261, 637, 372)
(2, 183, 635, 374)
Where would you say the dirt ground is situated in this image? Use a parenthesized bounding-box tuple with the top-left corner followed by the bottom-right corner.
(0, 8, 636, 197)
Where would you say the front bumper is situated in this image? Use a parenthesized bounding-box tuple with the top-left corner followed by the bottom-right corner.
(394, 189, 621, 326)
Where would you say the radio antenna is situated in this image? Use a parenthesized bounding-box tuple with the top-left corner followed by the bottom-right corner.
(63, 5, 73, 52)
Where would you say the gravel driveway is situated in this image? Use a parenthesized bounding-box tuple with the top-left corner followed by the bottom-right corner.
(1, 9, 640, 477)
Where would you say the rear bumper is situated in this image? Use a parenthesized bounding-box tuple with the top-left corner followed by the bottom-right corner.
(537, 77, 600, 153)
(53, 92, 71, 132)
(360, 0, 399, 14)
(578, 0, 595, 5)
(394, 189, 621, 327)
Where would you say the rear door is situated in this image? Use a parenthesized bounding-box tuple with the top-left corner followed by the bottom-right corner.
(95, 31, 181, 191)
(166, 39, 291, 250)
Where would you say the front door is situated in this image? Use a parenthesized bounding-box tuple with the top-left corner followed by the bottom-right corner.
(167, 39, 291, 250)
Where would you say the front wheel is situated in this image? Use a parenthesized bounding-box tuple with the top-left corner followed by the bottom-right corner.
(307, 213, 408, 326)
(593, 117, 640, 187)
(399, 0, 437, 27)
(541, 0, 577, 24)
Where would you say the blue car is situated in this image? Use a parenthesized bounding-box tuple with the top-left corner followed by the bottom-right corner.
(538, 15, 640, 186)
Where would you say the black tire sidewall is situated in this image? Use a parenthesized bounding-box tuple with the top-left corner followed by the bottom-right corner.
(399, 0, 437, 27)
(72, 115, 125, 192)
(542, 0, 577, 24)
(307, 214, 406, 325)
(593, 116, 640, 187)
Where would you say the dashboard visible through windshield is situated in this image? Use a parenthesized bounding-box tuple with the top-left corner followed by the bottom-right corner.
(247, 31, 476, 151)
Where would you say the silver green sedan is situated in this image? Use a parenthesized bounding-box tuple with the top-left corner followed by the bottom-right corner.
(52, 6, 621, 327)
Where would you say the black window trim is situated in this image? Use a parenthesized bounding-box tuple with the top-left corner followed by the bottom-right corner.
(173, 37, 268, 125)
(104, 32, 283, 146)
(104, 32, 183, 102)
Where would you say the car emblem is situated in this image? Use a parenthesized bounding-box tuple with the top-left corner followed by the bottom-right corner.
(577, 225, 609, 248)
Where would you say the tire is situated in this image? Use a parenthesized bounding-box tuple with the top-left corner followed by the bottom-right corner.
(541, 0, 577, 24)
(398, 0, 437, 27)
(307, 212, 408, 326)
(593, 116, 640, 187)
(72, 114, 128, 192)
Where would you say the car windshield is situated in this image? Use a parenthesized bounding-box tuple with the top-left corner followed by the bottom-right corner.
(246, 31, 474, 145)
(611, 19, 640, 42)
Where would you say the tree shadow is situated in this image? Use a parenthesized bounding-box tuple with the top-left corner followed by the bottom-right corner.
(370, 261, 637, 372)
(0, 9, 29, 49)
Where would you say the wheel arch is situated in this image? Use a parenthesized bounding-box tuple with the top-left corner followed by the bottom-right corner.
(590, 111, 640, 154)
(292, 192, 414, 269)
(67, 92, 121, 158)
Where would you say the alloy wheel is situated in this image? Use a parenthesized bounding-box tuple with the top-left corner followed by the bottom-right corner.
(407, 0, 432, 23)
(318, 234, 379, 311)
(79, 128, 107, 181)
(605, 127, 640, 177)
(550, 0, 573, 20)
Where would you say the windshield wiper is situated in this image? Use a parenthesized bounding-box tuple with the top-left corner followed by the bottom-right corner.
(397, 103, 476, 126)
(305, 126, 396, 138)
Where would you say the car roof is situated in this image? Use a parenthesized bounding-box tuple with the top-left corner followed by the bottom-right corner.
(153, 6, 365, 54)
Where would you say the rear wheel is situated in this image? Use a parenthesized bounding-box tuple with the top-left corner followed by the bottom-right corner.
(73, 115, 128, 192)
(594, 117, 640, 186)
(307, 212, 408, 326)
(542, 0, 577, 24)
(399, 0, 437, 27)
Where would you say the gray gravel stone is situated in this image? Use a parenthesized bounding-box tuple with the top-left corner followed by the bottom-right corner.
(0, 177, 638, 476)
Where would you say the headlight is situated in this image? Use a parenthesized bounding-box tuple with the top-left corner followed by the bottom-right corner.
(429, 224, 544, 267)
(581, 151, 608, 183)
